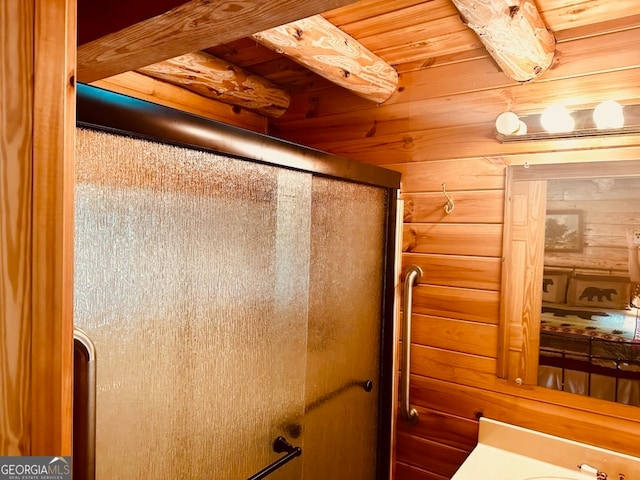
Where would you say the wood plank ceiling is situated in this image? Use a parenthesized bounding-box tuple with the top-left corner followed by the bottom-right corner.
(77, 0, 640, 120)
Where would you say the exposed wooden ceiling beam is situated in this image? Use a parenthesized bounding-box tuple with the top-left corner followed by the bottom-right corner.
(252, 15, 398, 104)
(451, 0, 555, 82)
(137, 52, 291, 118)
(77, 0, 361, 83)
(90, 71, 268, 132)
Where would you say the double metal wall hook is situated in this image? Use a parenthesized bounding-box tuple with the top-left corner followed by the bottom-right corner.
(442, 183, 454, 214)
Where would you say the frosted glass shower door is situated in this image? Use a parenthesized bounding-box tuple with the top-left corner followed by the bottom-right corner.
(303, 177, 386, 480)
(75, 129, 311, 479)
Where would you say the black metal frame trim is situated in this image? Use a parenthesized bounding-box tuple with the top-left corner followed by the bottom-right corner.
(76, 83, 401, 189)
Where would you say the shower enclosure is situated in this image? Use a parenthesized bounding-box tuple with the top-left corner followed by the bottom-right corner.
(73, 84, 400, 479)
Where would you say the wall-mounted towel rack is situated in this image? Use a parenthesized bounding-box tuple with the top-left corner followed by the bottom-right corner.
(247, 436, 302, 480)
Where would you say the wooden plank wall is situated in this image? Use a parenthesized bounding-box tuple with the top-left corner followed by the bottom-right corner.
(545, 178, 640, 272)
(90, 72, 269, 134)
(270, 16, 640, 480)
(5, 0, 637, 472)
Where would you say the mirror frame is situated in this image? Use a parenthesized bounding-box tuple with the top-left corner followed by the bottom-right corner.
(498, 159, 640, 387)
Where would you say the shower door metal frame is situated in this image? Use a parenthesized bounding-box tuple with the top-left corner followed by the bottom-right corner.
(76, 83, 401, 480)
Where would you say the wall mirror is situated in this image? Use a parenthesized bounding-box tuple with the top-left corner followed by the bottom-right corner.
(499, 159, 640, 408)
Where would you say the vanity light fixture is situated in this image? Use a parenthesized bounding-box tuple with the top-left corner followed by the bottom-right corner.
(495, 111, 527, 135)
(495, 101, 639, 142)
(592, 100, 624, 129)
(540, 104, 574, 133)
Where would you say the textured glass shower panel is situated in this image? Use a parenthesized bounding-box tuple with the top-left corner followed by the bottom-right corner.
(303, 177, 386, 480)
(74, 129, 310, 479)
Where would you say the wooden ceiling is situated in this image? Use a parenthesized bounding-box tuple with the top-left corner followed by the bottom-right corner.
(78, 0, 640, 118)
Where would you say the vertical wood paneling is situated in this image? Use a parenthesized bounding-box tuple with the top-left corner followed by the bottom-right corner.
(0, 0, 34, 456)
(500, 180, 547, 385)
(31, 0, 75, 455)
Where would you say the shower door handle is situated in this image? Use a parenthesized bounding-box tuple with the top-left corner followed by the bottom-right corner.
(247, 436, 302, 480)
(401, 265, 422, 424)
(74, 327, 97, 480)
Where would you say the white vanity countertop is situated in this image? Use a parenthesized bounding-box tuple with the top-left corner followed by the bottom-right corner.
(451, 417, 640, 480)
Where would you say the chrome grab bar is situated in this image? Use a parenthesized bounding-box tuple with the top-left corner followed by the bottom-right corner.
(247, 437, 302, 480)
(401, 265, 422, 424)
(74, 327, 97, 480)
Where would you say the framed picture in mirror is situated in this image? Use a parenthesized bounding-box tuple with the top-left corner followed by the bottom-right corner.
(545, 210, 584, 253)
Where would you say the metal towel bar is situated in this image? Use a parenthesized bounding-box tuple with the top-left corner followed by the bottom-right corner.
(247, 437, 302, 480)
(401, 265, 422, 424)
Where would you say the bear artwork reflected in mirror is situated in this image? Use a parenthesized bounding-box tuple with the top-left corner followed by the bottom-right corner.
(580, 286, 618, 302)
(538, 176, 640, 407)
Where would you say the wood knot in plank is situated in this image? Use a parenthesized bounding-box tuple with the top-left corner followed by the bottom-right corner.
(403, 198, 414, 223)
(420, 58, 436, 69)
(304, 96, 318, 118)
(402, 135, 414, 149)
(403, 227, 418, 253)
(222, 2, 243, 13)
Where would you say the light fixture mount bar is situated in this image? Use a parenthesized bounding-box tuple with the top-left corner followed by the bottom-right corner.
(497, 124, 640, 142)
(496, 103, 640, 142)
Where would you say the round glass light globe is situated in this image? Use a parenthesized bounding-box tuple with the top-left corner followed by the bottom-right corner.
(593, 100, 624, 129)
(540, 105, 575, 133)
(495, 112, 520, 135)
